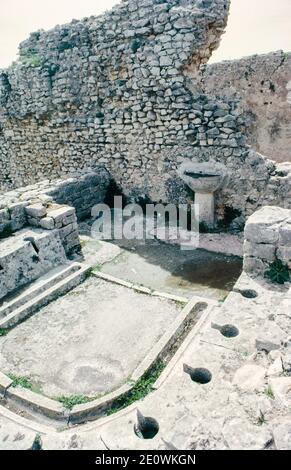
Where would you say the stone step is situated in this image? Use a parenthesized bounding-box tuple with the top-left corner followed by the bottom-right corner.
(0, 263, 81, 319)
(0, 263, 90, 330)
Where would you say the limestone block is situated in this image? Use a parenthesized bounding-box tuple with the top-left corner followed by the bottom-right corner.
(0, 209, 10, 224)
(277, 246, 291, 266)
(282, 350, 291, 374)
(244, 241, 275, 262)
(6, 386, 66, 421)
(245, 225, 279, 244)
(39, 217, 55, 230)
(0, 415, 37, 450)
(27, 217, 40, 227)
(279, 223, 291, 246)
(0, 371, 12, 396)
(233, 364, 266, 391)
(256, 323, 285, 353)
(222, 417, 272, 450)
(25, 203, 47, 218)
(272, 420, 291, 450)
(0, 229, 67, 301)
(245, 206, 290, 244)
(47, 206, 75, 227)
(267, 357, 283, 377)
(269, 377, 291, 406)
(243, 256, 266, 274)
(59, 223, 77, 239)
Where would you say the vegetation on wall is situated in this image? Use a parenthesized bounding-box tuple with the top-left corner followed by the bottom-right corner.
(265, 258, 290, 285)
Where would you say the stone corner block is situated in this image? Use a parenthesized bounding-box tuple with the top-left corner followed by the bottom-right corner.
(0, 371, 13, 396)
(25, 203, 47, 218)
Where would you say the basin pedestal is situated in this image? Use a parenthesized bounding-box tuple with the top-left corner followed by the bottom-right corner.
(195, 192, 215, 227)
(178, 161, 228, 231)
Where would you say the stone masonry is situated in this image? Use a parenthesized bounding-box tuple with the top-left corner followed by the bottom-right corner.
(199, 51, 291, 163)
(0, 168, 110, 236)
(244, 206, 291, 276)
(0, 0, 290, 227)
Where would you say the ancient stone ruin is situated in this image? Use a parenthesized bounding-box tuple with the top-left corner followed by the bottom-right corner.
(0, 0, 290, 451)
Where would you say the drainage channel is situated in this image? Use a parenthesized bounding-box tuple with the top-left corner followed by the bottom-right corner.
(1, 299, 213, 427)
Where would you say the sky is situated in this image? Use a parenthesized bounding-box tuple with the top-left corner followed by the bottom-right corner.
(0, 0, 290, 69)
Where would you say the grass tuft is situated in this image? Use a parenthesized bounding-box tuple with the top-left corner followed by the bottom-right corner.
(106, 360, 165, 416)
(56, 395, 93, 410)
(264, 385, 275, 400)
(0, 329, 9, 337)
(8, 374, 42, 394)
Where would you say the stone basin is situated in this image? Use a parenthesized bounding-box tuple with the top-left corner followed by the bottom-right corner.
(183, 171, 223, 193)
(179, 162, 227, 194)
(178, 161, 228, 227)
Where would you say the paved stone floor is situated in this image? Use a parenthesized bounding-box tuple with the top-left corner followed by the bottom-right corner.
(0, 272, 290, 450)
(100, 240, 242, 300)
(0, 277, 182, 397)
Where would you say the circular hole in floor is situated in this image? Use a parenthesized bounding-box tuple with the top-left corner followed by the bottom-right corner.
(239, 289, 258, 299)
(189, 367, 212, 384)
(134, 417, 159, 440)
(220, 324, 239, 338)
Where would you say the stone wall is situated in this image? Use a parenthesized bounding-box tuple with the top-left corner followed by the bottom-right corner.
(0, 0, 290, 227)
(200, 51, 291, 163)
(244, 206, 291, 276)
(0, 168, 110, 253)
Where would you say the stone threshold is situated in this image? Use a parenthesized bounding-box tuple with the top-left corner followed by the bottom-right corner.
(92, 270, 190, 304)
(0, 263, 89, 330)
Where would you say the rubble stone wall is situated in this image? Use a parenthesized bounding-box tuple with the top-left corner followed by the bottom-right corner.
(0, 168, 110, 254)
(0, 0, 290, 227)
(200, 51, 291, 163)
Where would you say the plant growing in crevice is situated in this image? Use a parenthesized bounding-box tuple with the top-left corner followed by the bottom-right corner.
(58, 41, 75, 53)
(0, 329, 9, 337)
(131, 38, 143, 54)
(265, 258, 290, 285)
(56, 394, 94, 410)
(257, 410, 267, 426)
(263, 385, 275, 400)
(20, 49, 44, 67)
(106, 360, 165, 416)
(91, 263, 102, 273)
(8, 374, 43, 394)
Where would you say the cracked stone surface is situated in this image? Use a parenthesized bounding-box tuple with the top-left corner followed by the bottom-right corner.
(0, 277, 182, 397)
(0, 270, 290, 450)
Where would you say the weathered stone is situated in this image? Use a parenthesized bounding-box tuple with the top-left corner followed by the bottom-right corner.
(0, 0, 288, 230)
(244, 241, 275, 262)
(256, 330, 283, 353)
(39, 217, 55, 230)
(0, 371, 12, 396)
(267, 357, 283, 377)
(272, 420, 291, 450)
(0, 228, 67, 301)
(25, 204, 47, 218)
(243, 256, 266, 274)
(269, 377, 291, 406)
(279, 223, 291, 246)
(282, 350, 291, 375)
(233, 364, 266, 391)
